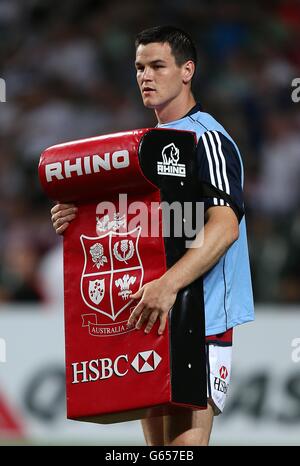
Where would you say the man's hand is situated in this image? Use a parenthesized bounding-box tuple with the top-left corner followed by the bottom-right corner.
(128, 276, 178, 335)
(51, 203, 78, 234)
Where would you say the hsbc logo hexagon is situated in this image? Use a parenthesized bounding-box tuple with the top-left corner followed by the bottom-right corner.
(219, 366, 228, 380)
(131, 350, 162, 373)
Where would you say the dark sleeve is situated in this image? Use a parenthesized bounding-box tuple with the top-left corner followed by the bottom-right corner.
(196, 130, 244, 221)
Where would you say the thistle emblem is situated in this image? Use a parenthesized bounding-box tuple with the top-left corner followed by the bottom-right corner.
(113, 240, 134, 264)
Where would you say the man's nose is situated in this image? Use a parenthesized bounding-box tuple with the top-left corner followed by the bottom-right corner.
(142, 67, 153, 81)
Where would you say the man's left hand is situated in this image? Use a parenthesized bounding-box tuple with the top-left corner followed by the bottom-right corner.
(127, 277, 178, 335)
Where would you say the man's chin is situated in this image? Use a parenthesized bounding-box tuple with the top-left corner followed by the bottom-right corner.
(142, 99, 156, 109)
(142, 98, 160, 110)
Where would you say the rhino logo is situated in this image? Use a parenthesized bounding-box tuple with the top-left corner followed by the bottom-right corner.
(157, 142, 186, 177)
(162, 143, 180, 165)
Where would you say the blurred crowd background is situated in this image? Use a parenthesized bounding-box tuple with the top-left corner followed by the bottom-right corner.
(0, 0, 299, 305)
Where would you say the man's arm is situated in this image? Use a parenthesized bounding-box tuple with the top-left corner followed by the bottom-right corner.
(165, 206, 239, 289)
(128, 205, 239, 335)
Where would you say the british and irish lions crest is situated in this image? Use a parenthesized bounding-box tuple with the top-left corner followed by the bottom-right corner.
(80, 213, 143, 337)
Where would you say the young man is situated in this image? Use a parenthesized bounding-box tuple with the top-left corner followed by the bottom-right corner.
(51, 26, 254, 446)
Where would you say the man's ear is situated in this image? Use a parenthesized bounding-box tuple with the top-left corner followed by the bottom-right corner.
(182, 60, 195, 84)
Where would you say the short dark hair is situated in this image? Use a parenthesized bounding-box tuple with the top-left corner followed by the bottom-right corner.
(135, 25, 197, 68)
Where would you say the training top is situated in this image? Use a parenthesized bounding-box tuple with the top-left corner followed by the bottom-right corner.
(158, 103, 255, 336)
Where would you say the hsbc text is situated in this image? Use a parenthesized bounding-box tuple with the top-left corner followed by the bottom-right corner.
(214, 377, 228, 394)
(72, 355, 128, 383)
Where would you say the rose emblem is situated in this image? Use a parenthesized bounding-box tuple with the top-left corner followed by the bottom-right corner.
(90, 243, 108, 269)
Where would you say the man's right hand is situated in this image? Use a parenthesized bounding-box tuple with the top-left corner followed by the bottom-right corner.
(51, 203, 78, 235)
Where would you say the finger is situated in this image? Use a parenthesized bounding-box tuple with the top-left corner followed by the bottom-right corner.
(56, 222, 70, 235)
(131, 286, 144, 300)
(144, 311, 159, 334)
(51, 207, 78, 223)
(127, 310, 142, 328)
(135, 309, 150, 330)
(51, 203, 76, 215)
(54, 214, 77, 235)
(158, 313, 168, 335)
(53, 213, 77, 226)
(53, 216, 75, 234)
(127, 300, 144, 327)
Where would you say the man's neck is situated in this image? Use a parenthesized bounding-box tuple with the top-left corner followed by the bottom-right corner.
(155, 93, 196, 124)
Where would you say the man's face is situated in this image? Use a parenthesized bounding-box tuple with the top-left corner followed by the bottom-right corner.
(135, 42, 186, 110)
